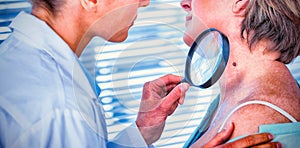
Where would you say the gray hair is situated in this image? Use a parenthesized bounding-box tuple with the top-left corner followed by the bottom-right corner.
(241, 0, 300, 64)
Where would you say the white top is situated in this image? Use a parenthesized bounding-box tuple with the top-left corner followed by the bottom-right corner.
(0, 11, 148, 147)
(218, 100, 297, 132)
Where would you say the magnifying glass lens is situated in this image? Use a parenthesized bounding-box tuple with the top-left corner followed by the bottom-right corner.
(189, 32, 222, 85)
(184, 28, 229, 88)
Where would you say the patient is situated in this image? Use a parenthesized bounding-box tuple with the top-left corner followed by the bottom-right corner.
(180, 0, 300, 147)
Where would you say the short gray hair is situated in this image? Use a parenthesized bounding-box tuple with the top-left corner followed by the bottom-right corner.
(241, 0, 300, 64)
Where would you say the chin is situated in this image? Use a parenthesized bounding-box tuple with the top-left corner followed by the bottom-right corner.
(108, 36, 127, 42)
(108, 31, 129, 42)
(183, 33, 194, 47)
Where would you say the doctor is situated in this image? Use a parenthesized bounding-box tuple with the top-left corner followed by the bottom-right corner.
(0, 0, 276, 147)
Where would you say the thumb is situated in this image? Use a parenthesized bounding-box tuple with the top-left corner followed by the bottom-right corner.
(205, 123, 234, 147)
(162, 83, 190, 108)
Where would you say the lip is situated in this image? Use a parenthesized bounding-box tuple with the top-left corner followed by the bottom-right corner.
(131, 15, 138, 26)
(130, 22, 134, 27)
(186, 14, 192, 21)
(128, 16, 137, 28)
(185, 14, 192, 28)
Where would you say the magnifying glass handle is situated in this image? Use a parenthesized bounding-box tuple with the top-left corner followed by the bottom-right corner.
(179, 78, 190, 85)
(181, 78, 187, 84)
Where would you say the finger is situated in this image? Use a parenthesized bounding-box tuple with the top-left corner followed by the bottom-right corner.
(252, 142, 282, 148)
(205, 123, 235, 147)
(178, 93, 186, 105)
(165, 83, 178, 93)
(152, 74, 183, 88)
(221, 133, 274, 148)
(166, 82, 189, 105)
(168, 101, 179, 116)
(162, 83, 190, 108)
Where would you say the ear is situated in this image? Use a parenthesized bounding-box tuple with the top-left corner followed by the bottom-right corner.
(232, 0, 249, 16)
(80, 0, 99, 10)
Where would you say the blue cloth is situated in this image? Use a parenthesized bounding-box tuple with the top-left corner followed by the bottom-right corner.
(0, 12, 148, 148)
(183, 95, 220, 148)
(184, 94, 300, 148)
(259, 122, 300, 148)
(225, 122, 300, 148)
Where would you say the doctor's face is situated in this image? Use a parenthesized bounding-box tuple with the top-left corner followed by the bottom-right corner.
(102, 0, 150, 42)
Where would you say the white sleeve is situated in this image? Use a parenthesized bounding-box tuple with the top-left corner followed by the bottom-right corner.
(107, 122, 153, 148)
(0, 108, 107, 148)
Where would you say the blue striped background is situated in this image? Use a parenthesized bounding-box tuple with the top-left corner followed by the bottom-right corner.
(1, 0, 299, 147)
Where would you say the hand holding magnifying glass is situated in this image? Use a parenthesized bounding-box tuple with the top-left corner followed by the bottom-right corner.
(181, 28, 230, 88)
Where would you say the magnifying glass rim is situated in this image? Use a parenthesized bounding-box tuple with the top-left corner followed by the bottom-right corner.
(184, 28, 230, 88)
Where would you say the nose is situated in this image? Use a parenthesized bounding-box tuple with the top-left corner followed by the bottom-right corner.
(180, 0, 191, 12)
(139, 0, 150, 7)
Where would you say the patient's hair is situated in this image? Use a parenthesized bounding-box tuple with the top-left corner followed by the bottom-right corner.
(241, 0, 300, 64)
(29, 0, 65, 15)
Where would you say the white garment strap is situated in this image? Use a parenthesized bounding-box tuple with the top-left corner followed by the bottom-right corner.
(218, 100, 297, 132)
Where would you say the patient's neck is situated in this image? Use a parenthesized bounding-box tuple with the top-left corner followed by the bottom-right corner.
(219, 43, 284, 103)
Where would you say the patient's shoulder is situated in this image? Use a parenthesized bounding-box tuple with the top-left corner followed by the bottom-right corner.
(224, 95, 299, 140)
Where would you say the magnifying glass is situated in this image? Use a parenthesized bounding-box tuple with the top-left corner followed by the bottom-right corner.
(182, 28, 230, 88)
